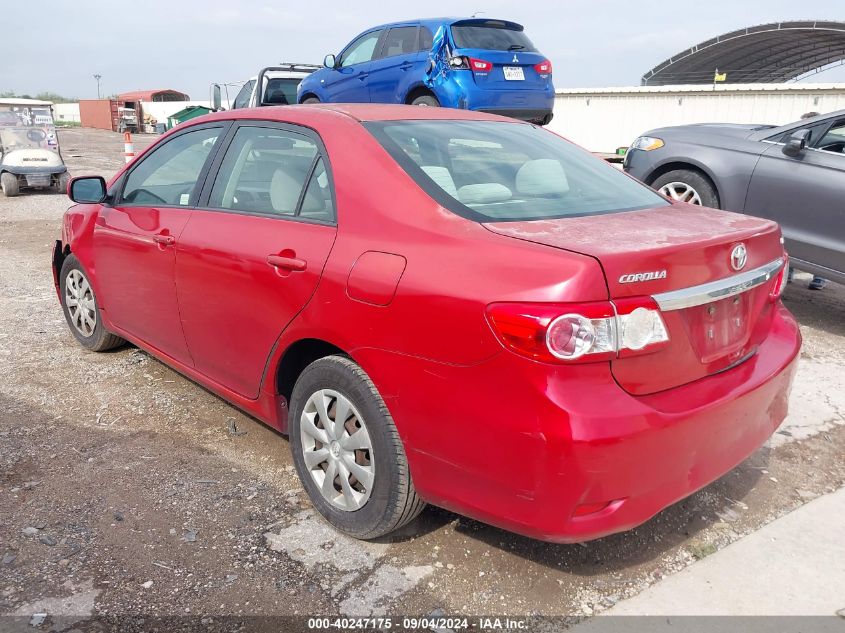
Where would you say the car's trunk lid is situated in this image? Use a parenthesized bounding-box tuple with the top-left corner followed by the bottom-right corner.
(451, 48, 550, 91)
(484, 203, 786, 395)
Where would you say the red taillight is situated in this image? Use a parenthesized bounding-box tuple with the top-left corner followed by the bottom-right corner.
(468, 57, 493, 73)
(486, 298, 669, 364)
(533, 59, 552, 75)
(770, 257, 789, 302)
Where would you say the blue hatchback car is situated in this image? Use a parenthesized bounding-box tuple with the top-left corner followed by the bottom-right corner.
(297, 18, 555, 124)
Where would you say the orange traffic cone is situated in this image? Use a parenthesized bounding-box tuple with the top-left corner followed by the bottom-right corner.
(123, 132, 135, 164)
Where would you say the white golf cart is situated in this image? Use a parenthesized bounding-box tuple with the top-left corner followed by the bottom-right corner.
(0, 98, 69, 197)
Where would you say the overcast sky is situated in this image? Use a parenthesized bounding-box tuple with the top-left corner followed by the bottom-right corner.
(5, 0, 845, 99)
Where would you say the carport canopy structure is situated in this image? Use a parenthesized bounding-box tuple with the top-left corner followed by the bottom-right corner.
(642, 21, 845, 85)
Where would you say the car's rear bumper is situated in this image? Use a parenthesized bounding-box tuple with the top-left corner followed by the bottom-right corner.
(356, 303, 800, 542)
(434, 74, 554, 122)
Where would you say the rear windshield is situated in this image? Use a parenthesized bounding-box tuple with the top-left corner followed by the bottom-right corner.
(450, 24, 537, 52)
(263, 78, 301, 105)
(365, 120, 669, 222)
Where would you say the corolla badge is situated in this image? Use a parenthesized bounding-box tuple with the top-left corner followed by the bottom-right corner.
(619, 270, 667, 283)
(730, 243, 748, 271)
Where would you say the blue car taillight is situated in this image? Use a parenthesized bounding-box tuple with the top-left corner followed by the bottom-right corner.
(449, 56, 493, 73)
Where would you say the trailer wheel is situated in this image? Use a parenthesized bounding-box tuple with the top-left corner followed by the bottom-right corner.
(1, 172, 19, 197)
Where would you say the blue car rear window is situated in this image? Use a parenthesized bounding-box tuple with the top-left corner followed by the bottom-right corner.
(365, 120, 670, 222)
(451, 24, 537, 52)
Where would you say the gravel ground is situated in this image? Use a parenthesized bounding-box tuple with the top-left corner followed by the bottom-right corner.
(1, 127, 843, 629)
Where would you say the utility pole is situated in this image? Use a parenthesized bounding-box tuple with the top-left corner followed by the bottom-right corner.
(93, 74, 102, 99)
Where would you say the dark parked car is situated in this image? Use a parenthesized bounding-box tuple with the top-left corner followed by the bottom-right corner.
(624, 110, 845, 285)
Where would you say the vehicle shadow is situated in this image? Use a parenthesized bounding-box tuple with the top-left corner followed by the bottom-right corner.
(104, 341, 771, 560)
(782, 273, 845, 338)
(390, 448, 767, 573)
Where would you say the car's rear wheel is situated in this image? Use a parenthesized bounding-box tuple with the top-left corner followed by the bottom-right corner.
(59, 254, 125, 352)
(1, 172, 19, 197)
(652, 169, 719, 208)
(56, 172, 70, 195)
(410, 94, 439, 107)
(289, 355, 425, 539)
(302, 97, 320, 104)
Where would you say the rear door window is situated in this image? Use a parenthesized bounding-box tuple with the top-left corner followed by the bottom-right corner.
(120, 126, 222, 206)
(208, 126, 332, 219)
(377, 27, 419, 58)
(450, 23, 537, 51)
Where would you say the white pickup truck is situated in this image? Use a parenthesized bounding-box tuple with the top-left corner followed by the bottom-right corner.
(213, 64, 320, 110)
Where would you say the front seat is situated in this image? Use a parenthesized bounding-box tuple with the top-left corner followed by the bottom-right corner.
(264, 89, 289, 105)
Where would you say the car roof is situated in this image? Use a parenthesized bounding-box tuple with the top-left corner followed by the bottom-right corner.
(198, 103, 524, 125)
(363, 17, 525, 31)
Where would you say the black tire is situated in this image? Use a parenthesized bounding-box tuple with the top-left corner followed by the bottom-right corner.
(59, 254, 125, 352)
(410, 94, 439, 107)
(56, 172, 70, 195)
(651, 169, 720, 209)
(302, 97, 320, 104)
(289, 355, 425, 539)
(1, 172, 19, 197)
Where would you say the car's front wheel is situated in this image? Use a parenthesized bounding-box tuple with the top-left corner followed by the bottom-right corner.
(289, 355, 425, 539)
(302, 97, 320, 104)
(652, 169, 720, 208)
(59, 254, 125, 352)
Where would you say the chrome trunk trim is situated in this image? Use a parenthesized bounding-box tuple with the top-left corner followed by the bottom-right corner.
(653, 258, 785, 312)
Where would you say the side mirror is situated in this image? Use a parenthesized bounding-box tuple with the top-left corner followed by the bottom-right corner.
(324, 54, 337, 69)
(783, 129, 811, 157)
(69, 176, 107, 203)
(210, 84, 222, 112)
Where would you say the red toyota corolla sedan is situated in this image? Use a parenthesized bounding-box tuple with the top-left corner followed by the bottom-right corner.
(53, 104, 800, 543)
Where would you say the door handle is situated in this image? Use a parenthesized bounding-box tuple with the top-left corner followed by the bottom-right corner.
(267, 254, 307, 272)
(357, 72, 369, 81)
(153, 234, 175, 246)
(400, 62, 413, 70)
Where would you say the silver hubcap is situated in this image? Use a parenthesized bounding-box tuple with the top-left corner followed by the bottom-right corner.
(65, 269, 97, 337)
(659, 181, 702, 204)
(300, 389, 374, 511)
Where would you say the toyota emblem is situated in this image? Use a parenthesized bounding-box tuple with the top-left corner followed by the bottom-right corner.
(730, 244, 748, 271)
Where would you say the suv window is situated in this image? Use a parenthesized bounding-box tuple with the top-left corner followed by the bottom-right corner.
(377, 27, 418, 58)
(340, 31, 382, 67)
(450, 23, 537, 52)
(419, 26, 434, 50)
(208, 126, 330, 219)
(233, 80, 255, 109)
(120, 127, 221, 206)
(366, 120, 668, 222)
